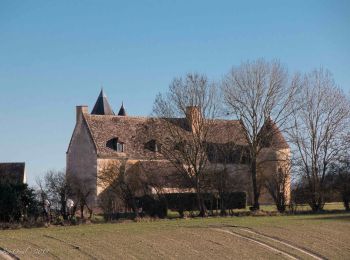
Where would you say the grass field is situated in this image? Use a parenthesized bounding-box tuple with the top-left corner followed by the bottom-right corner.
(1, 207, 350, 259)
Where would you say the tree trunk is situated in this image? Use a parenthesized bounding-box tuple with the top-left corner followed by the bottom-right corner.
(277, 204, 286, 213)
(85, 204, 93, 220)
(195, 179, 206, 217)
(60, 195, 68, 220)
(80, 204, 84, 219)
(220, 195, 227, 216)
(343, 193, 350, 211)
(276, 199, 286, 213)
(130, 197, 139, 218)
(198, 195, 206, 217)
(309, 193, 324, 212)
(219, 172, 227, 216)
(251, 158, 260, 210)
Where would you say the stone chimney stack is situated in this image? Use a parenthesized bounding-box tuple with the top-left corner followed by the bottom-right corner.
(186, 106, 201, 133)
(76, 105, 88, 123)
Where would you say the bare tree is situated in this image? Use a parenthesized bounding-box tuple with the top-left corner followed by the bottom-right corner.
(204, 138, 249, 215)
(289, 69, 350, 211)
(35, 170, 70, 222)
(222, 59, 299, 210)
(67, 174, 95, 219)
(153, 73, 220, 216)
(43, 170, 71, 220)
(35, 176, 49, 221)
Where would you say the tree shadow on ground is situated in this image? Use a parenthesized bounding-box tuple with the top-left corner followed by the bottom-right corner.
(299, 213, 350, 222)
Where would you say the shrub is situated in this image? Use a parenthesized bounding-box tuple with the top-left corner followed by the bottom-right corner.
(166, 192, 246, 213)
(135, 192, 246, 218)
(0, 183, 40, 222)
(222, 192, 246, 209)
(136, 195, 167, 218)
(165, 193, 197, 212)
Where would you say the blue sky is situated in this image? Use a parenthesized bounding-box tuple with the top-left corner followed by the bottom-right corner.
(0, 0, 349, 185)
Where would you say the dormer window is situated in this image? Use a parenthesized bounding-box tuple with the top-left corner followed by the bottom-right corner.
(145, 139, 161, 153)
(107, 138, 125, 152)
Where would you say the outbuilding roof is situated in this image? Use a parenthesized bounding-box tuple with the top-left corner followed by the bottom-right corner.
(0, 163, 26, 184)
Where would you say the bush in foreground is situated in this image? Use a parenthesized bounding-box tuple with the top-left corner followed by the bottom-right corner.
(0, 183, 40, 222)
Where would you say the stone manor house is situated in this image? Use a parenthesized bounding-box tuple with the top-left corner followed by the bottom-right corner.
(67, 90, 290, 208)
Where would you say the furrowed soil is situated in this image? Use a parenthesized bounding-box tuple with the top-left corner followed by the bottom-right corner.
(0, 212, 349, 260)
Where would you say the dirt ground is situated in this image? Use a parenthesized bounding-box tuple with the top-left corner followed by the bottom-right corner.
(0, 212, 350, 260)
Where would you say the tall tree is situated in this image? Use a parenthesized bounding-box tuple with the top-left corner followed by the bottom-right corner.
(43, 170, 71, 220)
(153, 73, 220, 216)
(222, 59, 299, 210)
(67, 174, 95, 219)
(289, 69, 350, 211)
(36, 170, 73, 220)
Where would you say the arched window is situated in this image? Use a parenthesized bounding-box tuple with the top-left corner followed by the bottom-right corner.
(107, 138, 125, 152)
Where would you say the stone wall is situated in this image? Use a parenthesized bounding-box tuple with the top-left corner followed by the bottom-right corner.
(94, 151, 291, 206)
(257, 147, 291, 204)
(66, 107, 98, 206)
(96, 158, 120, 195)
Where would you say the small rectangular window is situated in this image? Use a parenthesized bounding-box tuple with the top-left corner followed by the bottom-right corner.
(107, 138, 125, 152)
(117, 143, 124, 152)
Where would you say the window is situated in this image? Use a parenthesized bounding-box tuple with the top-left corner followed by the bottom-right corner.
(107, 138, 125, 152)
(145, 139, 161, 152)
(116, 142, 124, 152)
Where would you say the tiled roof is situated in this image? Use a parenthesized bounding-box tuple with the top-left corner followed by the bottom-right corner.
(0, 163, 26, 184)
(83, 114, 288, 159)
(84, 115, 169, 159)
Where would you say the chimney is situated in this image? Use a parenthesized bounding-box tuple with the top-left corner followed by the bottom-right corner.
(76, 105, 88, 123)
(186, 106, 201, 133)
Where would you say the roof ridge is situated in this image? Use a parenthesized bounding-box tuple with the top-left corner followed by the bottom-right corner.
(87, 114, 241, 122)
(0, 162, 25, 165)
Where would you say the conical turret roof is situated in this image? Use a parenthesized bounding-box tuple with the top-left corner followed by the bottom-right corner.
(118, 102, 127, 116)
(91, 89, 115, 115)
